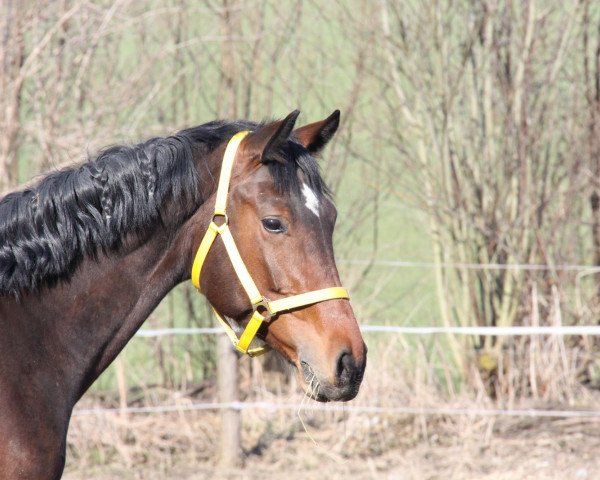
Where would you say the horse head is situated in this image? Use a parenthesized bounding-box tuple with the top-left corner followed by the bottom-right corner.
(194, 111, 366, 402)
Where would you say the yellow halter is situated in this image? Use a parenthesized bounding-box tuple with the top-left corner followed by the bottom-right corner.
(191, 131, 349, 357)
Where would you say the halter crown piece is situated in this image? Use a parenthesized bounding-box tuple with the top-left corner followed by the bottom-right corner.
(191, 131, 350, 357)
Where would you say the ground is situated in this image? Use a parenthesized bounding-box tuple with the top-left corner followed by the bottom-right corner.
(63, 409, 600, 480)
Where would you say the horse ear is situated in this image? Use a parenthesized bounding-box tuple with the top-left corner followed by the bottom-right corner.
(243, 110, 301, 164)
(293, 110, 340, 154)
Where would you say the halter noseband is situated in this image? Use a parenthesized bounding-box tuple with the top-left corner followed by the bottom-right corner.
(191, 131, 349, 357)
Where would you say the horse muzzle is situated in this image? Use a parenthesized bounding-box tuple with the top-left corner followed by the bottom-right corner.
(299, 343, 367, 402)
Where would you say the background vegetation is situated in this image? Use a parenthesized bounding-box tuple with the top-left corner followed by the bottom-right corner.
(4, 0, 600, 476)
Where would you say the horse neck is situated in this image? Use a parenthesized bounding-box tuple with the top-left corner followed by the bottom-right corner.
(6, 228, 181, 402)
(2, 150, 220, 406)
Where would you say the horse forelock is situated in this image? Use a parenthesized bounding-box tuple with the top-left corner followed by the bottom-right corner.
(264, 140, 331, 201)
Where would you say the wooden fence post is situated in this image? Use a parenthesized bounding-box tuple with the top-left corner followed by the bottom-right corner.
(218, 334, 242, 467)
(115, 356, 128, 420)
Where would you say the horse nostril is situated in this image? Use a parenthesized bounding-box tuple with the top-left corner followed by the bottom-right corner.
(335, 350, 355, 385)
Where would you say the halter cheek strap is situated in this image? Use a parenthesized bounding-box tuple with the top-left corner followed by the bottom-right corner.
(191, 130, 349, 357)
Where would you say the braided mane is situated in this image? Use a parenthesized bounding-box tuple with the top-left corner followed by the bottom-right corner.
(0, 120, 328, 297)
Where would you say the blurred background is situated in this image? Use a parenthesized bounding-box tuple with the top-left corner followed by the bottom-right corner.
(3, 0, 600, 478)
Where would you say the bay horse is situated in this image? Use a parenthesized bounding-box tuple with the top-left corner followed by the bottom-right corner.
(0, 110, 366, 479)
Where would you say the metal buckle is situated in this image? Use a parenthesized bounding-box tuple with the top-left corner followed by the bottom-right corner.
(252, 297, 274, 321)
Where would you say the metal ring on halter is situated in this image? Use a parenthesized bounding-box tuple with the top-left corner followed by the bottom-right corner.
(252, 297, 274, 321)
(212, 213, 229, 226)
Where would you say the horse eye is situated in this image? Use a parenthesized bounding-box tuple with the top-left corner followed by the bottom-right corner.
(262, 217, 286, 233)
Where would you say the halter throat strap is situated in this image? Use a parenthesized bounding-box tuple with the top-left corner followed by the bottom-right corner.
(190, 131, 349, 357)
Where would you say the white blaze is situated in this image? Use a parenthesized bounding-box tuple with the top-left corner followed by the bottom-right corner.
(302, 183, 320, 217)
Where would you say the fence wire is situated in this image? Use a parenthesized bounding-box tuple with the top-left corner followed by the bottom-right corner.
(74, 323, 600, 419)
(135, 325, 600, 337)
(341, 258, 600, 272)
(81, 256, 600, 420)
(72, 401, 600, 419)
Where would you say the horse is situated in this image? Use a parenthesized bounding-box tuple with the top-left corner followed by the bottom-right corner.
(0, 110, 367, 479)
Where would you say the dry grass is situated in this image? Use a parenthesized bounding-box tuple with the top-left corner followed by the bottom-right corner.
(65, 398, 600, 480)
(64, 337, 600, 479)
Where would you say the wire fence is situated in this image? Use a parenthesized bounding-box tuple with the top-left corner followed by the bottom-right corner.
(341, 258, 600, 272)
(71, 401, 600, 419)
(74, 321, 600, 420)
(73, 258, 600, 420)
(134, 325, 600, 338)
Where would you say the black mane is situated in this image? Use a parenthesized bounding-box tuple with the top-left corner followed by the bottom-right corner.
(0, 120, 328, 296)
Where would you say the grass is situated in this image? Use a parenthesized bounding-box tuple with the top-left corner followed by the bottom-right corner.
(65, 325, 600, 478)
